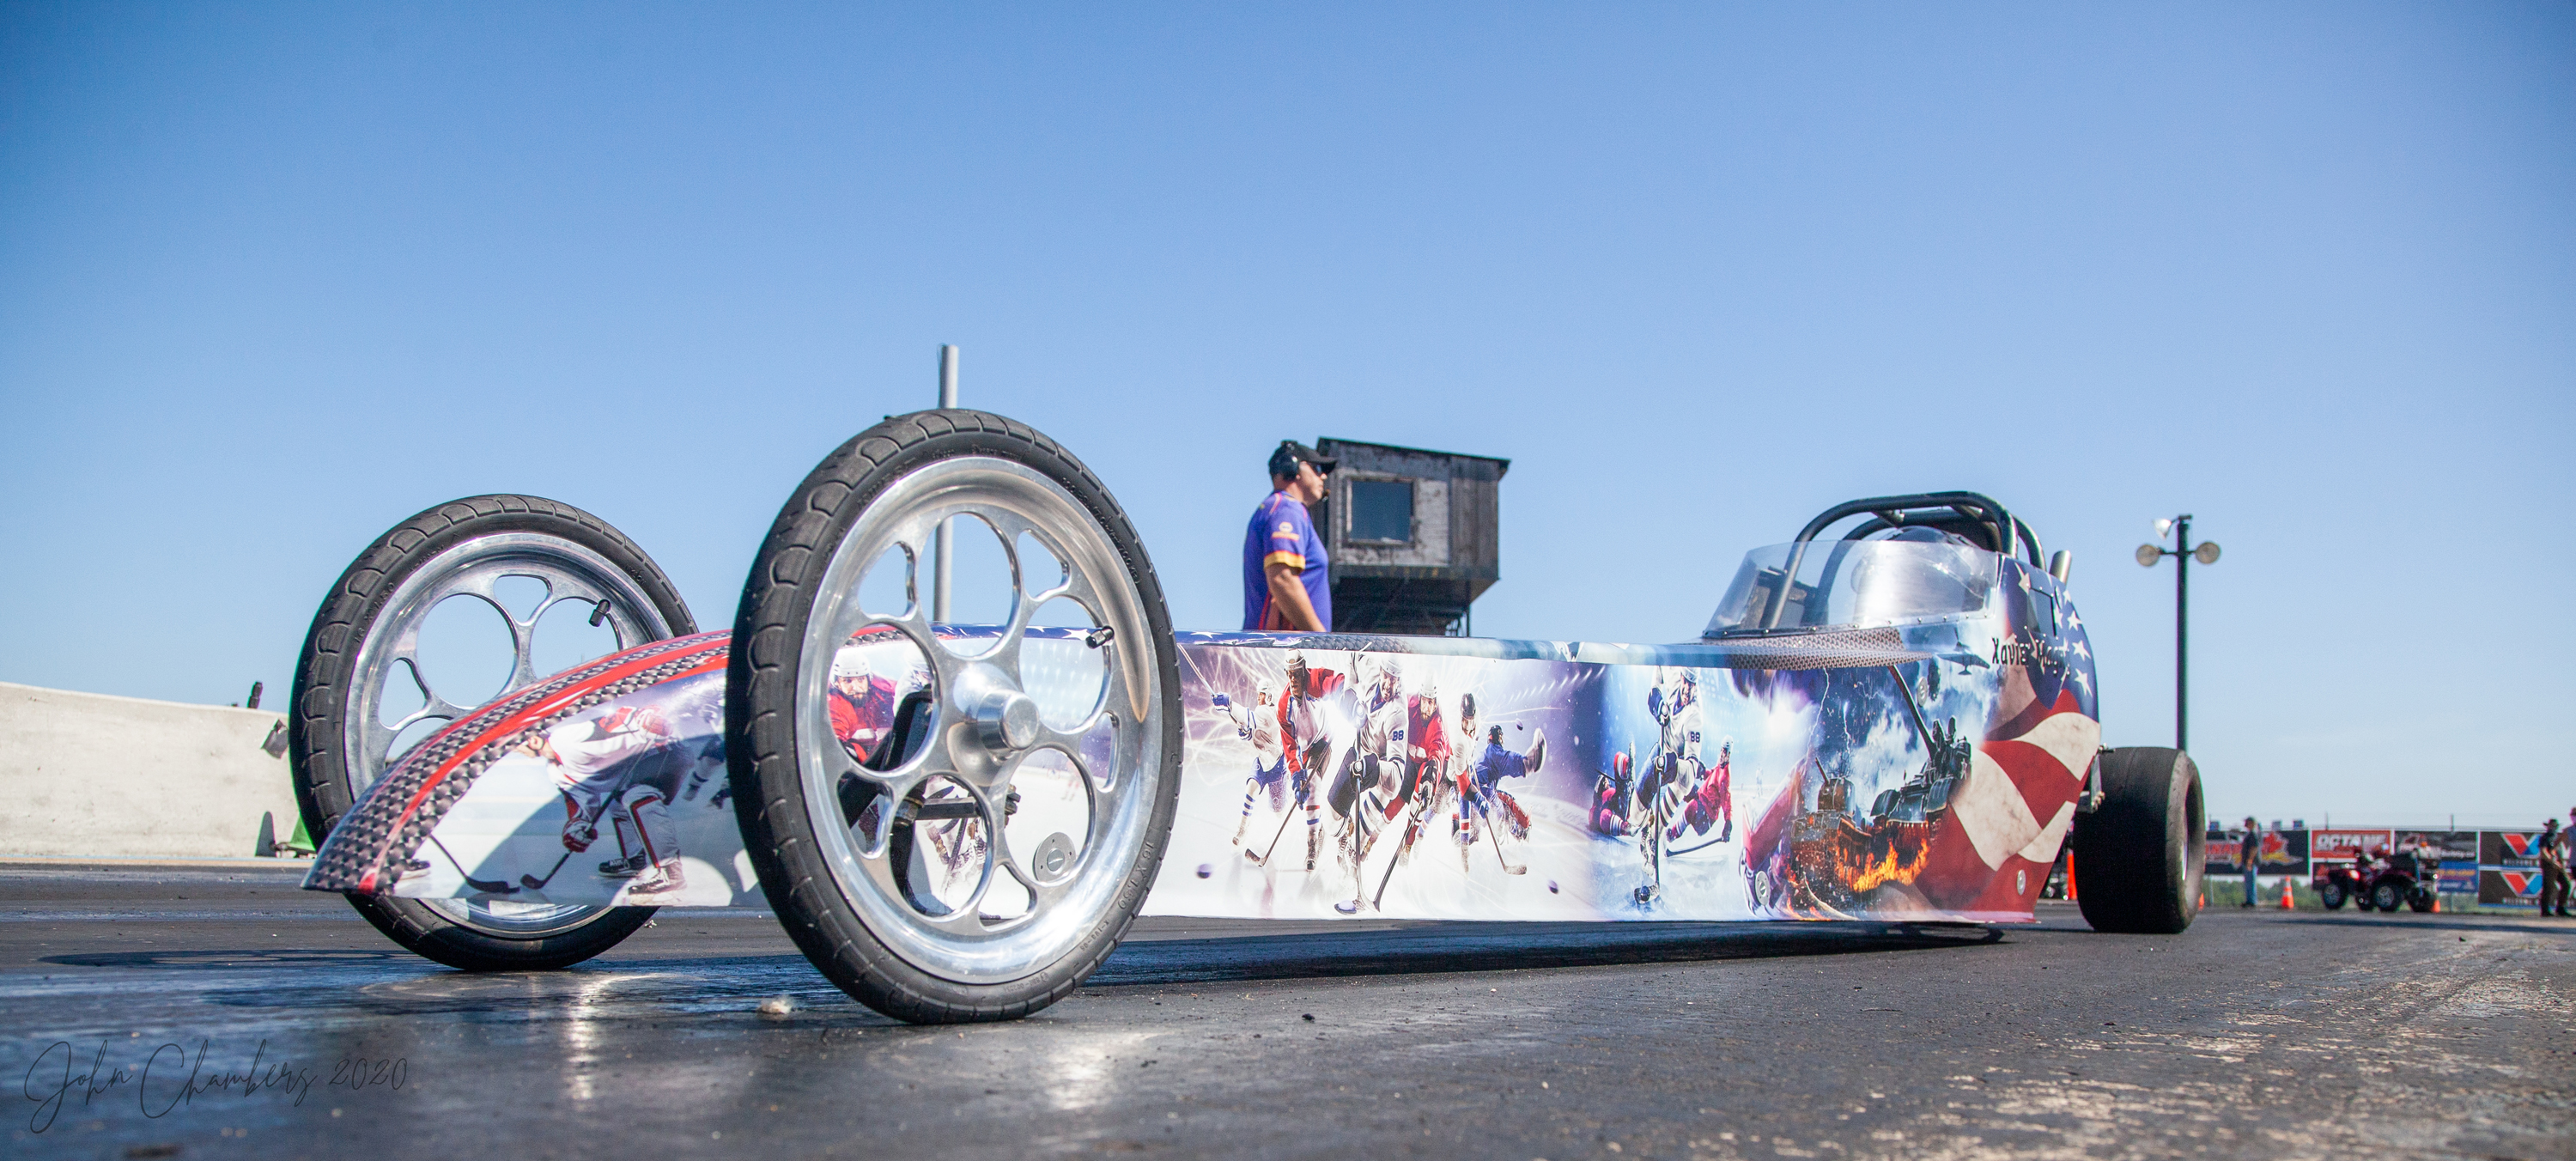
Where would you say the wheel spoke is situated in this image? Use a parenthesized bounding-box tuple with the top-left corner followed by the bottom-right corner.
(974, 508, 1062, 684)
(871, 781, 999, 931)
(1033, 717, 1115, 790)
(503, 607, 541, 694)
(999, 805, 1076, 912)
(950, 787, 1017, 921)
(1047, 564, 1151, 730)
(847, 742, 951, 859)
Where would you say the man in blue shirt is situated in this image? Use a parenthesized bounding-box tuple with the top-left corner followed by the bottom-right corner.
(1243, 441, 1335, 631)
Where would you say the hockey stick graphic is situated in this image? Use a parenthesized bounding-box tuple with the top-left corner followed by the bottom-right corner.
(1247, 740, 1334, 867)
(1369, 799, 1425, 910)
(1243, 802, 1298, 866)
(1663, 830, 1734, 858)
(519, 852, 574, 891)
(428, 836, 519, 895)
(1369, 838, 1403, 909)
(1333, 801, 1401, 914)
(1487, 823, 1527, 876)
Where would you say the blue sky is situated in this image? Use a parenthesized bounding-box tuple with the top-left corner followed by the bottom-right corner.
(3, 3, 2569, 826)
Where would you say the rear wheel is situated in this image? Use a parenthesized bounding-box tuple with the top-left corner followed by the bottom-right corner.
(2070, 747, 2204, 934)
(2407, 886, 2435, 914)
(289, 495, 690, 970)
(728, 410, 1182, 1024)
(2370, 880, 2404, 913)
(2318, 880, 2348, 910)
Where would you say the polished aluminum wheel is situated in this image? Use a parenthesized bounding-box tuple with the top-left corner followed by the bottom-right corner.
(797, 455, 1164, 983)
(342, 531, 677, 935)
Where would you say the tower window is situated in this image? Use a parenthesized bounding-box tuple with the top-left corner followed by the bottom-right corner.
(1349, 480, 1413, 544)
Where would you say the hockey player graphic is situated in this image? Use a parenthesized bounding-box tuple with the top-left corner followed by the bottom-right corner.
(679, 733, 730, 809)
(536, 702, 694, 899)
(1273, 652, 1349, 872)
(827, 646, 901, 765)
(1340, 672, 1454, 914)
(1634, 668, 1705, 903)
(1212, 680, 1285, 845)
(1452, 697, 1544, 875)
(1591, 750, 1635, 836)
(1329, 657, 1409, 866)
(1392, 673, 1455, 866)
(1668, 738, 1734, 845)
(1320, 657, 1413, 912)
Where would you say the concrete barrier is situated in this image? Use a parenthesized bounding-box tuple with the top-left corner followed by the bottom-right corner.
(0, 680, 301, 860)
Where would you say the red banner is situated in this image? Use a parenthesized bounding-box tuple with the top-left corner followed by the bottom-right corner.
(2309, 829, 2393, 863)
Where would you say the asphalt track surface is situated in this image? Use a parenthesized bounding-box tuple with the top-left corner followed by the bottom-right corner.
(3, 862, 2569, 1160)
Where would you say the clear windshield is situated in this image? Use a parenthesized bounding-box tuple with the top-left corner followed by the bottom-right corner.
(1704, 539, 1996, 635)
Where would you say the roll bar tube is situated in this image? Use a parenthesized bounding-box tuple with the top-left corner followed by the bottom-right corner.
(1761, 491, 2044, 630)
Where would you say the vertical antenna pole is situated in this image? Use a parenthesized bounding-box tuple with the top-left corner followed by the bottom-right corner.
(933, 344, 958, 623)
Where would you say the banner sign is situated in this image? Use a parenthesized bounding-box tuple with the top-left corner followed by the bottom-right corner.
(2482, 830, 2547, 868)
(2481, 866, 2543, 909)
(2204, 828, 2307, 878)
(2310, 829, 2393, 865)
(2186, 827, 2548, 904)
(2478, 831, 2551, 907)
(2393, 830, 2478, 864)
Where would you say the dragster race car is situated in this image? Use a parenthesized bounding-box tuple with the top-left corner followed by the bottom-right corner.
(291, 410, 2207, 1024)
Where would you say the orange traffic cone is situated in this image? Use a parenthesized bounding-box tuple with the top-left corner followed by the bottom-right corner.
(2279, 880, 2294, 909)
(2431, 895, 2441, 914)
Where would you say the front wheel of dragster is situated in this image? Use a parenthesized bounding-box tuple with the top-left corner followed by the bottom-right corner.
(2070, 747, 2204, 934)
(2318, 879, 2348, 910)
(728, 410, 1183, 1024)
(289, 495, 693, 970)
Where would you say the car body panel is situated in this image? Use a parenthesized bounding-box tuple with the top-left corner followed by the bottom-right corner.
(307, 552, 2099, 927)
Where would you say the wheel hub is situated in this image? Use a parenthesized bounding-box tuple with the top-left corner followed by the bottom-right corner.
(957, 665, 1042, 760)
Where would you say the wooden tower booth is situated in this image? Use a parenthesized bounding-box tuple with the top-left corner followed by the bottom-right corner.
(1313, 438, 1509, 636)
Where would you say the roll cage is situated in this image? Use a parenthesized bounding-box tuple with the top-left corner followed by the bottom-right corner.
(1795, 491, 2044, 568)
(1721, 492, 2053, 635)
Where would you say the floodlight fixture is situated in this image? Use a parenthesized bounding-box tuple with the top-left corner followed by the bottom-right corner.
(2138, 514, 2221, 752)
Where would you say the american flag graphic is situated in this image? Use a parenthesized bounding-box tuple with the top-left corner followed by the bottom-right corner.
(1919, 679, 2098, 914)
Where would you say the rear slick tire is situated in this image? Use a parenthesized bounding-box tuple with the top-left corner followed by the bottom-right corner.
(726, 410, 1183, 1024)
(289, 495, 692, 970)
(2070, 747, 2204, 934)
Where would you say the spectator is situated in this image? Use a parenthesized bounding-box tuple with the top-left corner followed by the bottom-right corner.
(1243, 441, 1336, 632)
(2238, 817, 2261, 907)
(2539, 818, 2570, 918)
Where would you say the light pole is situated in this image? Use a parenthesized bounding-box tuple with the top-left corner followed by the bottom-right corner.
(2136, 515, 2221, 751)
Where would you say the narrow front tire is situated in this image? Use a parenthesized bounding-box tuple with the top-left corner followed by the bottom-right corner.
(289, 495, 690, 970)
(727, 410, 1182, 1024)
